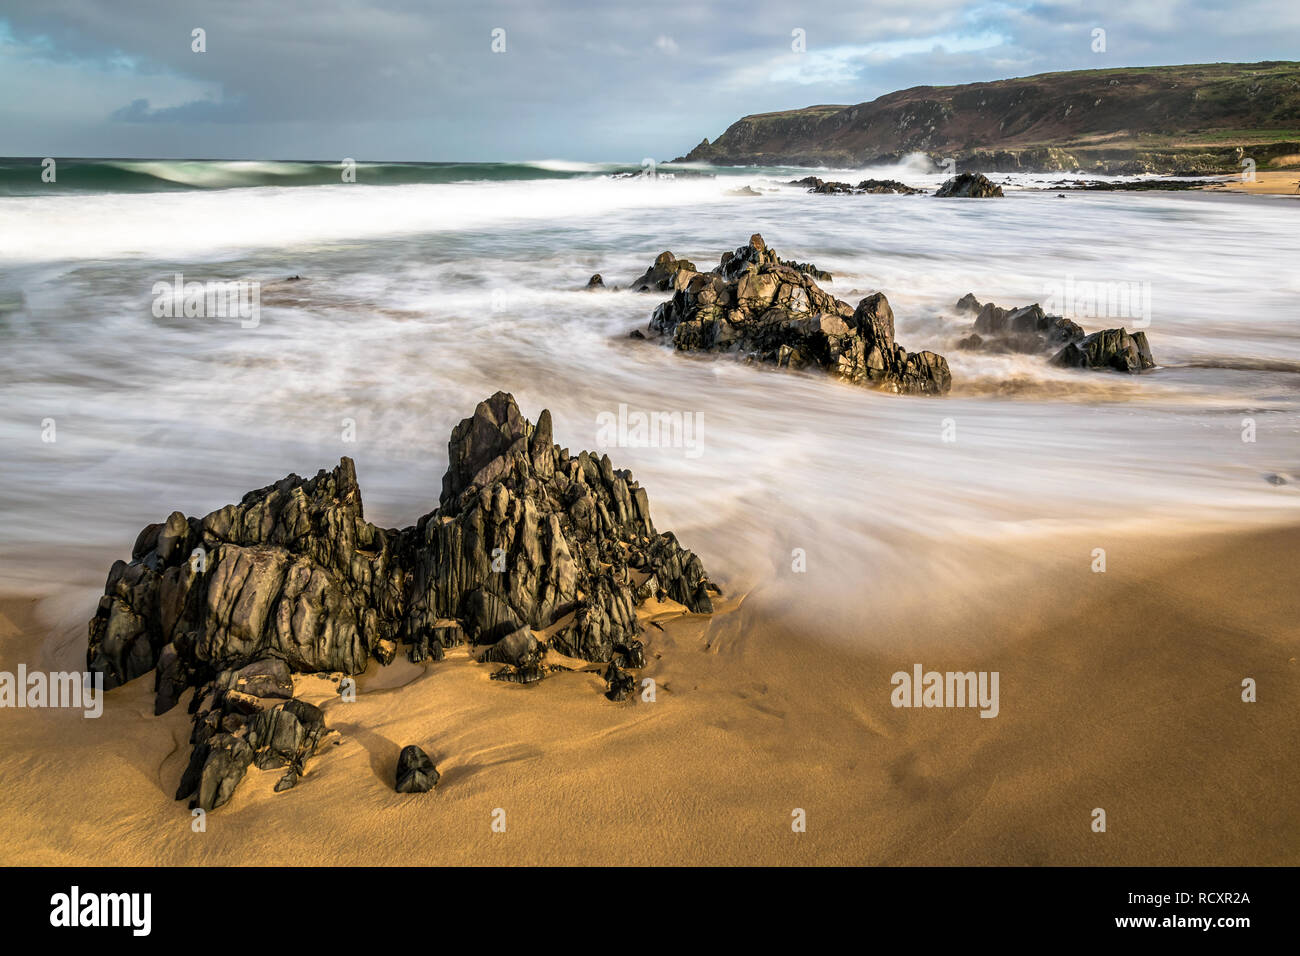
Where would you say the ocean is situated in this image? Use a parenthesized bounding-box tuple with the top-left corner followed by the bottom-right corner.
(1, 157, 1297, 634)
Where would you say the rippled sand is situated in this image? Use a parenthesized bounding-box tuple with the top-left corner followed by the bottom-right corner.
(1, 520, 1296, 866)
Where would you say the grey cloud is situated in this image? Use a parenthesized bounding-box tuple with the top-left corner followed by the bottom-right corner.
(1, 0, 1297, 160)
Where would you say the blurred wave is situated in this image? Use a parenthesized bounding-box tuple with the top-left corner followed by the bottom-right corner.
(1, 166, 1296, 603)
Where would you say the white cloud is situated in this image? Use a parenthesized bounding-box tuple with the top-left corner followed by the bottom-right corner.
(769, 32, 1009, 85)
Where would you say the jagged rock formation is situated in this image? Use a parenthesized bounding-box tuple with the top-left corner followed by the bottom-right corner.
(791, 176, 925, 195)
(630, 244, 833, 291)
(640, 234, 951, 396)
(87, 392, 717, 810)
(628, 252, 699, 292)
(954, 295, 1085, 353)
(1052, 328, 1156, 373)
(935, 172, 1004, 197)
(174, 656, 332, 810)
(855, 179, 926, 195)
(954, 294, 1155, 373)
(603, 659, 636, 702)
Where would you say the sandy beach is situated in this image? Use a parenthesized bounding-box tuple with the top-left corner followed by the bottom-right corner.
(1218, 169, 1300, 195)
(2, 518, 1295, 867)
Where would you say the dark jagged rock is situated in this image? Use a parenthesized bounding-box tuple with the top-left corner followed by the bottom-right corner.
(856, 179, 925, 195)
(174, 663, 333, 810)
(603, 659, 636, 702)
(783, 260, 833, 282)
(483, 627, 542, 668)
(153, 643, 191, 715)
(229, 658, 293, 700)
(585, 273, 605, 289)
(954, 295, 1154, 372)
(628, 251, 698, 292)
(87, 458, 394, 693)
(408, 630, 446, 663)
(642, 234, 950, 396)
(89, 392, 715, 809)
(955, 297, 1086, 354)
(792, 177, 924, 195)
(935, 172, 1004, 198)
(1051, 328, 1155, 373)
(490, 662, 547, 684)
(246, 698, 328, 776)
(612, 640, 646, 668)
(1049, 178, 1214, 192)
(395, 745, 439, 793)
(460, 589, 523, 645)
(183, 732, 254, 812)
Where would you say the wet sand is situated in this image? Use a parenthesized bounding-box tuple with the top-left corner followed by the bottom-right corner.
(1, 520, 1296, 866)
(1218, 169, 1300, 195)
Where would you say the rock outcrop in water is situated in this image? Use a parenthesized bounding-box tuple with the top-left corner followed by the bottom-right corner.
(954, 294, 1155, 372)
(935, 173, 1004, 198)
(639, 234, 951, 396)
(1052, 328, 1156, 373)
(87, 392, 716, 809)
(791, 176, 925, 195)
(955, 295, 1086, 353)
(628, 252, 699, 293)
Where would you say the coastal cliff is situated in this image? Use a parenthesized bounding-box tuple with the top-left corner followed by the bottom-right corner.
(676, 61, 1300, 174)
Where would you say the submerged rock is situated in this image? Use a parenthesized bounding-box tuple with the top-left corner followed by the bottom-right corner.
(954, 295, 1155, 373)
(954, 296, 1086, 354)
(855, 179, 925, 195)
(395, 745, 440, 793)
(640, 234, 950, 396)
(935, 172, 1004, 198)
(1051, 328, 1155, 373)
(89, 392, 715, 809)
(789, 177, 923, 195)
(809, 179, 856, 194)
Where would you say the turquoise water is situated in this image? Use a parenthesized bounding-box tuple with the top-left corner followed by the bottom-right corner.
(0, 157, 741, 195)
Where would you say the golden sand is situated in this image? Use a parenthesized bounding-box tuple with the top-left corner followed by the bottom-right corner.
(1, 523, 1296, 866)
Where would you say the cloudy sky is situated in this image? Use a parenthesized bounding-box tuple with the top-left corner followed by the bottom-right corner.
(2, 0, 1297, 161)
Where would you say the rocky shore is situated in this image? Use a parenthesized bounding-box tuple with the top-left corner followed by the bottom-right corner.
(790, 176, 925, 195)
(631, 234, 952, 396)
(954, 294, 1155, 373)
(86, 392, 717, 809)
(935, 173, 1004, 198)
